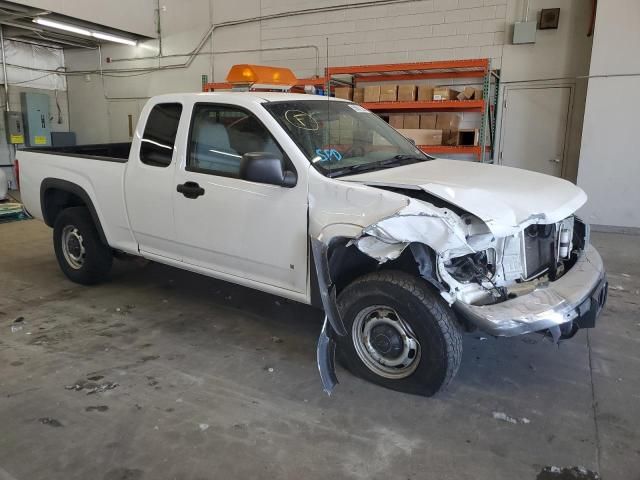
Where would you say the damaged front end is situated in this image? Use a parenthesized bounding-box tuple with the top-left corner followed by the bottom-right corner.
(312, 192, 606, 394)
(349, 198, 607, 341)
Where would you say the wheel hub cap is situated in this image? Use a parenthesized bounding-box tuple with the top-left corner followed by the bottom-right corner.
(370, 324, 403, 359)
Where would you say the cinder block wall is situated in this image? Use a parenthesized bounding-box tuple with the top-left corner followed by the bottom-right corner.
(63, 0, 592, 171)
(259, 0, 506, 76)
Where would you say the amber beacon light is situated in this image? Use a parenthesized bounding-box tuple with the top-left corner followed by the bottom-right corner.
(226, 64, 298, 91)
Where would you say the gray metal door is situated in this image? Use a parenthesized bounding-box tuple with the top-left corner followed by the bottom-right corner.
(500, 87, 571, 177)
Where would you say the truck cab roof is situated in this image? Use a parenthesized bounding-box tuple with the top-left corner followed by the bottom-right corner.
(150, 91, 351, 105)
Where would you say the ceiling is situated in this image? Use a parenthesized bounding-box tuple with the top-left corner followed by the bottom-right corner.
(0, 0, 146, 49)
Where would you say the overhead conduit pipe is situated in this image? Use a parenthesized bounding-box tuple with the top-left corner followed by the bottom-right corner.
(83, 0, 426, 75)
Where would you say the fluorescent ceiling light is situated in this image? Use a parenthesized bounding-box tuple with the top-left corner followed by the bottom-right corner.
(91, 32, 137, 46)
(33, 17, 91, 36)
(32, 17, 137, 46)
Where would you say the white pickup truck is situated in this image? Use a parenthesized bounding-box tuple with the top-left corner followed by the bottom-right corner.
(18, 92, 607, 396)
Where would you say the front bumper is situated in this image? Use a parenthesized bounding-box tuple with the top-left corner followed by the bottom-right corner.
(453, 245, 607, 337)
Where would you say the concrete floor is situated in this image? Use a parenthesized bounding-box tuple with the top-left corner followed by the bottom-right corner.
(1, 220, 639, 480)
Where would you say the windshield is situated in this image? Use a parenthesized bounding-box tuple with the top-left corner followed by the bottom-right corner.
(263, 99, 432, 177)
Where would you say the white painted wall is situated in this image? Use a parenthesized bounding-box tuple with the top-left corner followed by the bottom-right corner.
(62, 0, 592, 174)
(576, 0, 640, 229)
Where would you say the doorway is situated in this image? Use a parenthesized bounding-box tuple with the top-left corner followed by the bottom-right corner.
(499, 86, 573, 178)
(107, 99, 146, 143)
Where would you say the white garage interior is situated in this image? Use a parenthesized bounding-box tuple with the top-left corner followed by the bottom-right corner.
(1, 1, 638, 479)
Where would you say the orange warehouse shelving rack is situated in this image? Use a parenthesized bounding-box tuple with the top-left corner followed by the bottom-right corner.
(326, 59, 499, 162)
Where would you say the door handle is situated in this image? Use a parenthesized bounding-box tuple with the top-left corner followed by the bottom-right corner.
(549, 158, 561, 163)
(177, 181, 205, 199)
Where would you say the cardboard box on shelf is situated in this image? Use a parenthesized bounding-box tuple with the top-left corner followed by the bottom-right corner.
(461, 86, 476, 100)
(397, 85, 417, 102)
(380, 85, 398, 102)
(433, 86, 460, 101)
(364, 85, 381, 102)
(435, 113, 461, 131)
(441, 130, 457, 145)
(473, 88, 483, 100)
(397, 129, 443, 146)
(419, 113, 437, 129)
(403, 114, 420, 129)
(353, 87, 365, 103)
(334, 87, 353, 100)
(417, 85, 434, 101)
(456, 128, 479, 146)
(389, 114, 404, 129)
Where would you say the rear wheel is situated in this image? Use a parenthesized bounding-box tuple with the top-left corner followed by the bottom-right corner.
(53, 207, 113, 285)
(336, 271, 463, 396)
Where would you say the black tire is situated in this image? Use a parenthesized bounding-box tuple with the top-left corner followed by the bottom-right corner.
(336, 270, 463, 396)
(53, 207, 113, 285)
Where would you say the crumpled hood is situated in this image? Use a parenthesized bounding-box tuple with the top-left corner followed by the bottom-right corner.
(341, 159, 587, 237)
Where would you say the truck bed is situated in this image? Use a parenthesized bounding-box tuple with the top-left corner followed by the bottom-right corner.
(21, 142, 131, 162)
(18, 145, 136, 253)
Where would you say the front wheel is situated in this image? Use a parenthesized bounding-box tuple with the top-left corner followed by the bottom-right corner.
(53, 207, 113, 285)
(336, 271, 463, 396)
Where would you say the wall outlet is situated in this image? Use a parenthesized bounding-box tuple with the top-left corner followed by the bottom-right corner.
(513, 21, 536, 44)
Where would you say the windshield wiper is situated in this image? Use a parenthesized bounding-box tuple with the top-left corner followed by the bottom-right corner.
(327, 154, 425, 177)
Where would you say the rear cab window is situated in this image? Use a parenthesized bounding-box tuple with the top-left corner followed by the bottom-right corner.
(140, 103, 183, 167)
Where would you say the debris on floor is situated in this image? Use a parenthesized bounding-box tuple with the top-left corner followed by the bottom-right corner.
(271, 336, 283, 343)
(65, 379, 119, 395)
(492, 411, 531, 425)
(536, 466, 601, 479)
(38, 417, 63, 427)
(198, 423, 209, 432)
(10, 316, 25, 332)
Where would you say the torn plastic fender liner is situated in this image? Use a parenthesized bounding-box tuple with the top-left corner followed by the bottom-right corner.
(310, 237, 347, 336)
(409, 243, 447, 293)
(311, 236, 346, 396)
(316, 316, 338, 395)
(351, 198, 476, 262)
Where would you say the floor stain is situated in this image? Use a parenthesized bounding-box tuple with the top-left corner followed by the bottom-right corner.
(85, 405, 109, 412)
(537, 466, 601, 479)
(103, 468, 144, 480)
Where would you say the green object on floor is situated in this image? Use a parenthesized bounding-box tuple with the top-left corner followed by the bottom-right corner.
(0, 202, 29, 223)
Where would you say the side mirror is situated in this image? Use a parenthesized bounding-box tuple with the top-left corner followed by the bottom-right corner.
(240, 152, 297, 188)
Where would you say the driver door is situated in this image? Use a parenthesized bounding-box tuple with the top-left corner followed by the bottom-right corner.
(172, 103, 308, 294)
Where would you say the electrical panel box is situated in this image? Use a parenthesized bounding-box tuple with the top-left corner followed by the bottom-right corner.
(513, 21, 537, 44)
(5, 111, 25, 144)
(20, 92, 51, 147)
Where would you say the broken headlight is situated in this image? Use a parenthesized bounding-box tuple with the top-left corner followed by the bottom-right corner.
(444, 249, 496, 284)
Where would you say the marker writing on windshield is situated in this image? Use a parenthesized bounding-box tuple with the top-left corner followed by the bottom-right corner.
(315, 148, 342, 162)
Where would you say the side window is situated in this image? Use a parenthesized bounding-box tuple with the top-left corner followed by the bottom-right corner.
(188, 104, 285, 178)
(140, 103, 182, 167)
